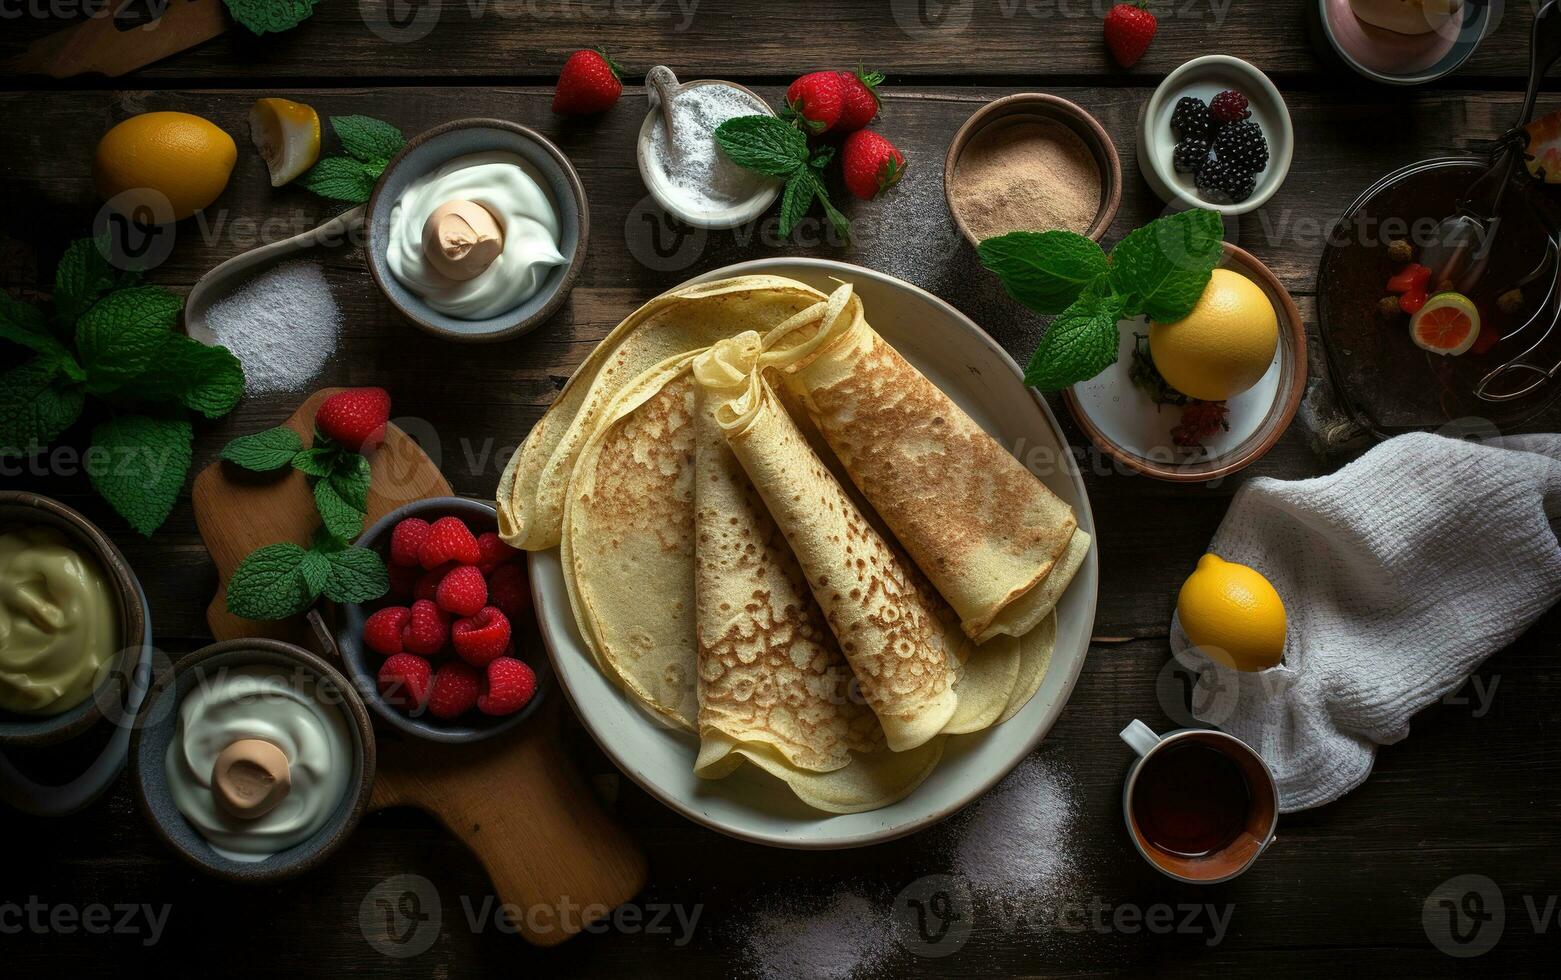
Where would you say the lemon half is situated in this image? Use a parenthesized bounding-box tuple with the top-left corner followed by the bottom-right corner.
(249, 98, 321, 187)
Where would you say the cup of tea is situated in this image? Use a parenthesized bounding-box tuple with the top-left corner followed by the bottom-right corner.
(1119, 720, 1278, 883)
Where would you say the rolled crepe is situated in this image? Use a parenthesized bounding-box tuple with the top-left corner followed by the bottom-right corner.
(764, 284, 1088, 642)
(693, 333, 958, 752)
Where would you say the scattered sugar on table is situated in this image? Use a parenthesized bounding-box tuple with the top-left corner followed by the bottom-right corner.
(206, 258, 341, 395)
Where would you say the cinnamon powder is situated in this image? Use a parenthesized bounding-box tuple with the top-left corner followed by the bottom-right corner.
(951, 119, 1102, 239)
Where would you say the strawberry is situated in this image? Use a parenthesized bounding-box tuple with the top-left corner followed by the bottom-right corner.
(452, 606, 513, 666)
(1104, 1, 1157, 68)
(841, 130, 906, 201)
(552, 49, 623, 115)
(435, 565, 488, 617)
(387, 562, 420, 600)
(378, 653, 433, 710)
(834, 68, 884, 133)
(419, 516, 480, 569)
(427, 661, 481, 720)
(785, 70, 846, 134)
(478, 656, 537, 716)
(315, 387, 391, 452)
(363, 606, 410, 657)
(487, 562, 533, 625)
(475, 531, 517, 575)
(389, 518, 430, 567)
(402, 598, 450, 656)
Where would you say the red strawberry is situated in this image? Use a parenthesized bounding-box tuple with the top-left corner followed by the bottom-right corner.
(436, 565, 488, 617)
(387, 562, 420, 600)
(841, 130, 906, 201)
(315, 387, 391, 452)
(785, 70, 846, 134)
(363, 606, 411, 657)
(834, 68, 884, 133)
(552, 49, 623, 115)
(402, 598, 449, 656)
(478, 656, 537, 716)
(1104, 1, 1157, 68)
(389, 518, 430, 567)
(452, 606, 512, 667)
(419, 516, 480, 569)
(427, 661, 481, 720)
(475, 532, 517, 575)
(378, 653, 433, 710)
(487, 562, 533, 625)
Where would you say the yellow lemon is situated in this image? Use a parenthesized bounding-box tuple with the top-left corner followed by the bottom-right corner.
(94, 111, 236, 223)
(1177, 553, 1286, 671)
(1148, 269, 1279, 401)
(249, 97, 321, 187)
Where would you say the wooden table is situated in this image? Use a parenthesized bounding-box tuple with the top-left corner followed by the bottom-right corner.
(2, 3, 1557, 976)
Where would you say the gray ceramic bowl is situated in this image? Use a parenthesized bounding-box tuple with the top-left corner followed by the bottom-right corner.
(366, 118, 588, 343)
(0, 492, 149, 748)
(336, 497, 549, 744)
(130, 639, 375, 883)
(1309, 0, 1501, 86)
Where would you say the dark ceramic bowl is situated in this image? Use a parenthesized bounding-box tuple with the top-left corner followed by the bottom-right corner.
(336, 497, 549, 743)
(365, 117, 588, 343)
(0, 492, 149, 748)
(130, 640, 375, 883)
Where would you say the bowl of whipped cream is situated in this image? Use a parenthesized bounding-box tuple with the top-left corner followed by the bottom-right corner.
(367, 118, 588, 342)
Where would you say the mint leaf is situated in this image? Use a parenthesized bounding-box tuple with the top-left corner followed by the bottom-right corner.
(0, 294, 80, 379)
(1109, 209, 1224, 322)
(291, 446, 338, 477)
(300, 156, 378, 203)
(85, 414, 192, 536)
(979, 231, 1109, 315)
(298, 549, 332, 595)
(314, 477, 366, 540)
(806, 170, 851, 243)
(0, 360, 84, 455)
(330, 453, 371, 509)
(222, 0, 319, 34)
(716, 116, 809, 178)
(76, 286, 181, 390)
(778, 175, 811, 237)
(226, 542, 313, 620)
(53, 237, 133, 327)
(222, 427, 303, 471)
(134, 333, 244, 418)
(321, 547, 389, 604)
(1023, 287, 1125, 392)
(331, 115, 404, 164)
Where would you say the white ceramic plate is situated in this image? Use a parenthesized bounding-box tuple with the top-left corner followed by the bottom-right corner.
(528, 258, 1099, 848)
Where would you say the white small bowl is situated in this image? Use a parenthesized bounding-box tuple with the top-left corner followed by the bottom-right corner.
(1137, 55, 1294, 217)
(635, 79, 783, 230)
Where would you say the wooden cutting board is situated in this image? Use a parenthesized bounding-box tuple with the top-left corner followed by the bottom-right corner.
(4, 0, 229, 79)
(191, 389, 647, 946)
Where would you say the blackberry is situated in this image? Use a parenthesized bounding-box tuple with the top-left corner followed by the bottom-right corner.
(1213, 120, 1269, 173)
(1173, 138, 1211, 174)
(1195, 159, 1256, 204)
(1208, 89, 1251, 125)
(1171, 96, 1211, 140)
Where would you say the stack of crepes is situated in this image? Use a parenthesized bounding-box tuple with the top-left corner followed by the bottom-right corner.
(496, 276, 1090, 813)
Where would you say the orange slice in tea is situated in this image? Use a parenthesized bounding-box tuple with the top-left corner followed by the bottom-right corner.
(1409, 292, 1480, 356)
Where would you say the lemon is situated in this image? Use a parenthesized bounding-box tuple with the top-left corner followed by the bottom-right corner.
(249, 97, 321, 187)
(1148, 269, 1279, 401)
(94, 111, 236, 223)
(1177, 553, 1286, 671)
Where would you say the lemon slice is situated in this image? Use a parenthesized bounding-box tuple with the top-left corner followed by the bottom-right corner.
(1409, 291, 1480, 356)
(249, 98, 321, 187)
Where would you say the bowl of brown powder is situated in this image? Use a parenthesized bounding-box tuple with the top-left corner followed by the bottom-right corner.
(944, 94, 1121, 247)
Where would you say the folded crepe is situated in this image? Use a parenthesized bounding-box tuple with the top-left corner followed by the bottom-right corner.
(762, 284, 1089, 642)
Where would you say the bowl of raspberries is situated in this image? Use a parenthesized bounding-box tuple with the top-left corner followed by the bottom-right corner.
(1138, 55, 1293, 216)
(337, 497, 543, 742)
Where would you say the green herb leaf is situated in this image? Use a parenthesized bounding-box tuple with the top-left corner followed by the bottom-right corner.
(715, 116, 810, 178)
(221, 426, 304, 471)
(314, 476, 366, 540)
(321, 547, 390, 604)
(1108, 209, 1224, 322)
(329, 453, 371, 509)
(0, 293, 81, 379)
(133, 333, 245, 418)
(298, 549, 332, 595)
(53, 237, 134, 327)
(75, 286, 182, 390)
(778, 175, 811, 237)
(806, 171, 852, 243)
(226, 542, 313, 620)
(0, 360, 84, 455)
(299, 156, 378, 204)
(84, 414, 193, 537)
(1023, 287, 1125, 392)
(291, 446, 339, 477)
(978, 231, 1110, 315)
(222, 0, 320, 35)
(330, 115, 405, 164)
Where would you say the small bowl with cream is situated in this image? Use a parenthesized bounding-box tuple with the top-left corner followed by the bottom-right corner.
(131, 639, 375, 882)
(367, 118, 588, 343)
(1310, 0, 1497, 86)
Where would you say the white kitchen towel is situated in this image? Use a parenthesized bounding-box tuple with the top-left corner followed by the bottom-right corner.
(1170, 432, 1561, 812)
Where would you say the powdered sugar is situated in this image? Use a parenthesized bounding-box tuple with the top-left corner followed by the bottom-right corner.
(741, 891, 893, 980)
(206, 259, 340, 395)
(644, 83, 778, 215)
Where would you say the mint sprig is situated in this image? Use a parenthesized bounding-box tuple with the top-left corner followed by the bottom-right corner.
(715, 115, 851, 242)
(223, 0, 320, 35)
(301, 115, 405, 204)
(979, 209, 1225, 391)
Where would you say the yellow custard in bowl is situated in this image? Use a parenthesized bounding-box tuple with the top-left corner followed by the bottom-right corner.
(0, 527, 118, 716)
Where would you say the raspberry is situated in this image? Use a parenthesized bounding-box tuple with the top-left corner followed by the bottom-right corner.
(314, 387, 391, 453)
(387, 562, 420, 600)
(1213, 120, 1268, 174)
(436, 565, 488, 617)
(414, 563, 452, 604)
(363, 606, 411, 657)
(487, 563, 532, 624)
(378, 653, 433, 710)
(1170, 96, 1209, 140)
(402, 598, 450, 656)
(478, 656, 537, 716)
(419, 516, 480, 569)
(389, 518, 430, 567)
(1173, 138, 1210, 175)
(1208, 89, 1250, 125)
(427, 661, 481, 720)
(452, 606, 512, 666)
(475, 532, 517, 575)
